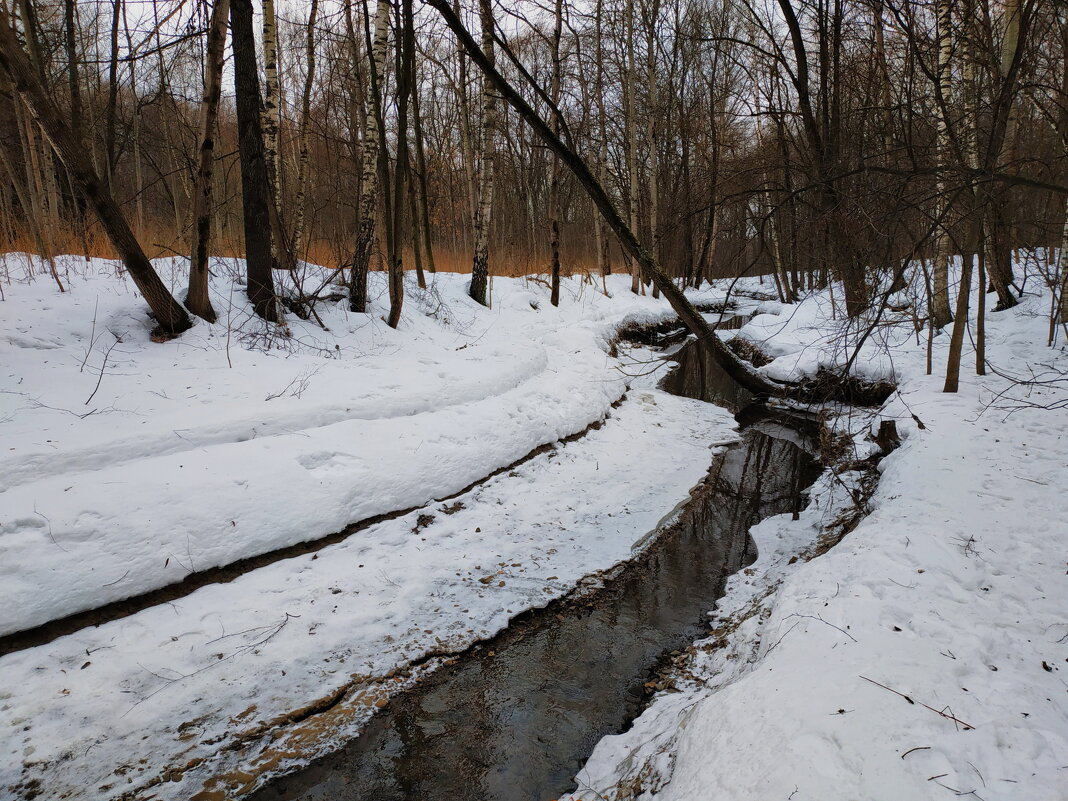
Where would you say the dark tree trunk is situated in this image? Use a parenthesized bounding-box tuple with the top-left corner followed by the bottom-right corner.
(387, 0, 415, 329)
(104, 0, 121, 190)
(230, 0, 280, 323)
(547, 0, 563, 308)
(411, 70, 436, 275)
(187, 0, 230, 323)
(0, 6, 190, 336)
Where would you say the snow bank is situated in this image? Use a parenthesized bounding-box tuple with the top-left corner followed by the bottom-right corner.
(0, 358, 739, 800)
(0, 257, 722, 636)
(0, 252, 752, 799)
(567, 267, 1068, 801)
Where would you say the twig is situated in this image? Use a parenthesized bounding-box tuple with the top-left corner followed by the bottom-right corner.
(80, 298, 100, 373)
(85, 332, 124, 406)
(901, 746, 931, 759)
(787, 613, 858, 642)
(102, 570, 130, 587)
(860, 676, 975, 730)
(33, 505, 67, 552)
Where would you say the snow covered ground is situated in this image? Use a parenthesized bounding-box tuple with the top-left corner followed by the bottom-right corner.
(0, 255, 749, 799)
(4, 252, 1065, 801)
(567, 264, 1068, 801)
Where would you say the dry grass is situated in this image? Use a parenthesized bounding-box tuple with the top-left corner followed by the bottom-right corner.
(2, 223, 604, 281)
(428, 247, 600, 279)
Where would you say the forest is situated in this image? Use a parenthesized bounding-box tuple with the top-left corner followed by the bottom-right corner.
(1, 1, 1066, 800)
(0, 1, 1065, 363)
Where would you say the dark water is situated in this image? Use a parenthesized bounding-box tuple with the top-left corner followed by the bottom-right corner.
(253, 338, 822, 801)
(662, 334, 756, 411)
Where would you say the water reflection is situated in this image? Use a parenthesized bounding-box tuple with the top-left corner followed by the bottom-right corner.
(661, 332, 754, 412)
(254, 413, 821, 801)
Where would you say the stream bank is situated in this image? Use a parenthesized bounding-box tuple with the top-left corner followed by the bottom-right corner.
(252, 333, 832, 801)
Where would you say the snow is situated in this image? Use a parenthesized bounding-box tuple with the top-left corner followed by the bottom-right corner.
(566, 264, 1068, 801)
(0, 256, 724, 635)
(4, 251, 1066, 801)
(0, 254, 743, 799)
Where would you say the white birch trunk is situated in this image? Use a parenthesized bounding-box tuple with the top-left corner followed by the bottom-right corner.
(931, 0, 954, 329)
(349, 0, 390, 312)
(469, 0, 496, 307)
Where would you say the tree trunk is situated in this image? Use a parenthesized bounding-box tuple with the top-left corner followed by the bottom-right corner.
(547, 0, 563, 307)
(0, 6, 189, 334)
(1059, 202, 1068, 324)
(387, 0, 415, 329)
(455, 0, 477, 230)
(262, 0, 280, 186)
(943, 253, 973, 393)
(644, 0, 661, 299)
(469, 0, 496, 307)
(349, 0, 389, 312)
(230, 0, 280, 323)
(104, 0, 121, 191)
(593, 0, 610, 287)
(261, 0, 291, 272)
(411, 63, 436, 275)
(291, 0, 319, 262)
(63, 0, 81, 139)
(988, 0, 1025, 301)
(625, 0, 641, 295)
(931, 0, 954, 328)
(976, 233, 987, 375)
(187, 0, 230, 323)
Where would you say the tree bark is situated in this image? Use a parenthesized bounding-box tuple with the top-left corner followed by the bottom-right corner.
(104, 0, 121, 191)
(943, 253, 972, 393)
(1059, 202, 1068, 324)
(291, 0, 320, 262)
(547, 0, 563, 307)
(348, 0, 390, 313)
(930, 0, 954, 329)
(411, 62, 436, 275)
(387, 0, 415, 329)
(593, 0, 610, 287)
(644, 0, 661, 299)
(469, 0, 496, 307)
(230, 0, 280, 322)
(625, 0, 641, 295)
(187, 0, 230, 323)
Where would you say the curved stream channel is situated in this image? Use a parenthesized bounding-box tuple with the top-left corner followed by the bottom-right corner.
(254, 331, 823, 801)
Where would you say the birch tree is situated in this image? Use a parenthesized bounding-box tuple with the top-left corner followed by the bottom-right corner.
(469, 0, 497, 307)
(931, 0, 955, 329)
(291, 0, 320, 262)
(349, 0, 390, 313)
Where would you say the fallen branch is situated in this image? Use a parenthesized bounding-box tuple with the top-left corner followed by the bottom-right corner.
(860, 675, 975, 730)
(85, 332, 124, 406)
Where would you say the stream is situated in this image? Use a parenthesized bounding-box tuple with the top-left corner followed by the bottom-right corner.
(253, 331, 823, 801)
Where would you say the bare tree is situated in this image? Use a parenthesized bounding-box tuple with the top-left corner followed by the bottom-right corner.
(187, 0, 231, 324)
(231, 0, 281, 322)
(348, 0, 390, 313)
(469, 0, 497, 306)
(0, 4, 190, 335)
